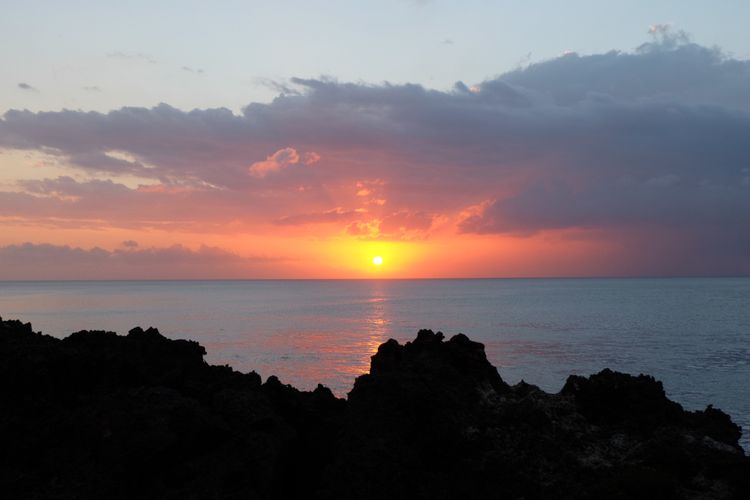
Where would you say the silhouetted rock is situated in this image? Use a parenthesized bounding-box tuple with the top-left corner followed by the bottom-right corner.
(0, 318, 747, 499)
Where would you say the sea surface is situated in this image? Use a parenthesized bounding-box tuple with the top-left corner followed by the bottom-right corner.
(2, 278, 749, 449)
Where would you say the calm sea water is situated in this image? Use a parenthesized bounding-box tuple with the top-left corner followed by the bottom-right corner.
(1, 278, 748, 449)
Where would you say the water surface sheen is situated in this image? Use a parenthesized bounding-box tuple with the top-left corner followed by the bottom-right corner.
(2, 278, 748, 448)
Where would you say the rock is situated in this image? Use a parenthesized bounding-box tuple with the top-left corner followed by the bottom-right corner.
(0, 318, 747, 499)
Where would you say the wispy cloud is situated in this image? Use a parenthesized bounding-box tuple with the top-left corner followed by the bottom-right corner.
(181, 66, 205, 75)
(274, 207, 361, 226)
(105, 51, 157, 64)
(644, 23, 690, 49)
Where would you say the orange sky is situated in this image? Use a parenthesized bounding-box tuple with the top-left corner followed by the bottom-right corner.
(0, 147, 625, 279)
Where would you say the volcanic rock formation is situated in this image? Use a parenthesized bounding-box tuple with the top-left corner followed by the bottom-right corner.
(0, 318, 747, 499)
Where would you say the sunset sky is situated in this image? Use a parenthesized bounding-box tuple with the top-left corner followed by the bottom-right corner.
(1, 1, 749, 279)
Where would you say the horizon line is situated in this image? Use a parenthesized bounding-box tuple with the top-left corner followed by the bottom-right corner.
(2, 275, 749, 283)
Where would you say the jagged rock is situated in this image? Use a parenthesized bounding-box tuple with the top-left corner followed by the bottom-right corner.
(0, 317, 341, 499)
(0, 318, 747, 499)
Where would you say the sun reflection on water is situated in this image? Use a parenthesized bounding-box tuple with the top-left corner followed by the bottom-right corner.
(203, 282, 395, 396)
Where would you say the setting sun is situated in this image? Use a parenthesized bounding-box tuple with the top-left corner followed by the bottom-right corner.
(372, 256, 383, 266)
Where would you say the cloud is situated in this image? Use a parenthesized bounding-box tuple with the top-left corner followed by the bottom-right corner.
(378, 211, 434, 236)
(249, 147, 319, 178)
(181, 66, 205, 75)
(1, 34, 750, 273)
(459, 179, 750, 236)
(106, 51, 157, 64)
(646, 23, 690, 48)
(0, 173, 342, 233)
(82, 86, 102, 92)
(302, 151, 321, 165)
(342, 211, 436, 241)
(648, 23, 671, 35)
(17, 83, 37, 92)
(0, 242, 278, 279)
(274, 207, 361, 226)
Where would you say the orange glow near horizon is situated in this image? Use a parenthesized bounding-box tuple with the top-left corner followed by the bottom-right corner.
(0, 215, 632, 280)
(325, 240, 413, 278)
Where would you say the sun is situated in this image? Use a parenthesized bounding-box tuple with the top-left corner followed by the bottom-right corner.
(372, 255, 383, 266)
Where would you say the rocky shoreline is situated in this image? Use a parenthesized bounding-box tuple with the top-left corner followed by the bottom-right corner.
(1, 316, 748, 499)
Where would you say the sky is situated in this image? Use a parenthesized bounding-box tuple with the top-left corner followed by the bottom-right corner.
(1, 1, 749, 279)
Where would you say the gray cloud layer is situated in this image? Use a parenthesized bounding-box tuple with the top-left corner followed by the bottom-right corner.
(0, 243, 277, 279)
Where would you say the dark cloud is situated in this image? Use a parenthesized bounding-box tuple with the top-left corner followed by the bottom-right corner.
(0, 243, 279, 279)
(1, 35, 750, 273)
(500, 41, 750, 109)
(83, 86, 102, 92)
(460, 177, 750, 234)
(17, 83, 37, 92)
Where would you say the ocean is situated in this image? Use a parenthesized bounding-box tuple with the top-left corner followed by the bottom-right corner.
(2, 278, 748, 449)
